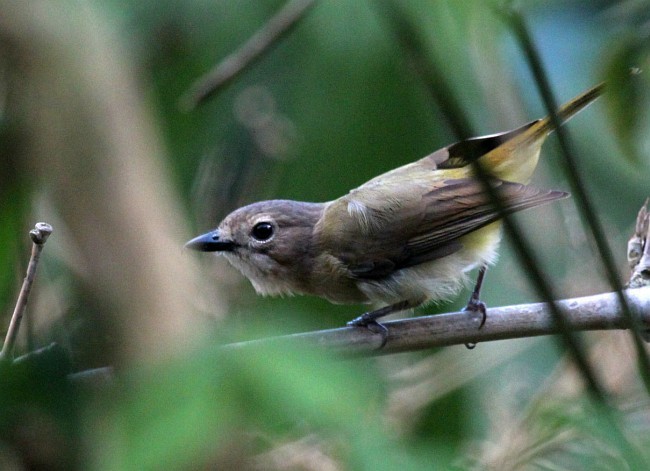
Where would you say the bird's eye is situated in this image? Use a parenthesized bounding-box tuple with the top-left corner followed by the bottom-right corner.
(251, 222, 274, 241)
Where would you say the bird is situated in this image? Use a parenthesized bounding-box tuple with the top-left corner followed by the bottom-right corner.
(186, 83, 603, 346)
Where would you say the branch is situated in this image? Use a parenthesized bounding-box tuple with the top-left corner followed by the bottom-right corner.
(57, 287, 650, 387)
(0, 222, 52, 362)
(223, 288, 650, 356)
(180, 0, 317, 109)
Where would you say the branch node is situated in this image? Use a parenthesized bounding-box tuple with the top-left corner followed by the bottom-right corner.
(29, 222, 53, 245)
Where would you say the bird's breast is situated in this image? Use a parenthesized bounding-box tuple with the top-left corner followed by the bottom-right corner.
(309, 252, 372, 304)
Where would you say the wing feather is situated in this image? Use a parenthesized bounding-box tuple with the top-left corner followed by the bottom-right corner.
(404, 179, 567, 262)
(318, 176, 567, 280)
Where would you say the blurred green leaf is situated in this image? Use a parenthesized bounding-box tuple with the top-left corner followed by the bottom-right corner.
(93, 336, 454, 470)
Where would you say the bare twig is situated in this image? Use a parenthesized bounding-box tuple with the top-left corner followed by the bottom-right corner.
(0, 222, 53, 361)
(223, 287, 650, 356)
(180, 0, 317, 109)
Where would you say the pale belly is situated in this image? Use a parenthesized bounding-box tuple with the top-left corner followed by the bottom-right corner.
(356, 222, 502, 306)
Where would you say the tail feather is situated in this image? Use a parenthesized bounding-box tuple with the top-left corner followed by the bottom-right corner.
(481, 83, 605, 183)
(528, 82, 605, 141)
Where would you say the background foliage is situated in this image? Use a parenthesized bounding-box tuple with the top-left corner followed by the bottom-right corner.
(1, 0, 650, 469)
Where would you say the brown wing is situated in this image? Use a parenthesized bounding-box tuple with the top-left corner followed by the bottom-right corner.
(402, 179, 567, 267)
(324, 178, 567, 280)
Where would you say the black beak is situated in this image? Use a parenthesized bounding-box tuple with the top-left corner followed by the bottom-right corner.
(185, 231, 236, 252)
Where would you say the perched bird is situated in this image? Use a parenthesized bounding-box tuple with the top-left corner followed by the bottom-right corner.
(187, 83, 603, 346)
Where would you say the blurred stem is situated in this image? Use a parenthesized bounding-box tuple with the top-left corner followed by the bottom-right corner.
(473, 153, 606, 401)
(1, 0, 213, 365)
(502, 8, 650, 394)
(180, 0, 317, 109)
(0, 222, 52, 361)
(376, 4, 645, 462)
(379, 0, 604, 404)
(499, 8, 649, 467)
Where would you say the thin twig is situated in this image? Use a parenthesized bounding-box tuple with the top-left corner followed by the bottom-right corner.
(0, 222, 53, 361)
(180, 0, 317, 110)
(224, 287, 650, 356)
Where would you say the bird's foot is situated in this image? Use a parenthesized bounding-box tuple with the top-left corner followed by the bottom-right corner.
(462, 297, 487, 350)
(346, 301, 412, 349)
(463, 297, 487, 328)
(347, 313, 389, 349)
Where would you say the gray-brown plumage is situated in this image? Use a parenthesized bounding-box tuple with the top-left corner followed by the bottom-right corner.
(188, 178, 565, 308)
(187, 83, 602, 341)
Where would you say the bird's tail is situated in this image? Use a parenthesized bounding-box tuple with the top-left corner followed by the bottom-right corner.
(480, 83, 605, 183)
(527, 82, 605, 141)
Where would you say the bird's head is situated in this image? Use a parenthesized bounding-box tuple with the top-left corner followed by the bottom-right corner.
(186, 200, 324, 296)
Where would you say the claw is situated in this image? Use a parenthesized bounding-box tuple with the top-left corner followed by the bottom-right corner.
(463, 299, 487, 329)
(462, 301, 487, 350)
(347, 314, 389, 349)
(346, 301, 413, 350)
(463, 266, 489, 349)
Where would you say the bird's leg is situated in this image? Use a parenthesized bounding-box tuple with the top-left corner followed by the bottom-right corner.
(464, 265, 488, 326)
(347, 300, 413, 348)
(463, 265, 488, 349)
